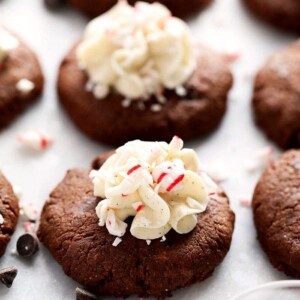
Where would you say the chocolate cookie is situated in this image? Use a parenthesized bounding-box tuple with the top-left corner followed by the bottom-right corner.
(67, 0, 213, 19)
(58, 45, 233, 146)
(242, 0, 300, 33)
(252, 41, 300, 149)
(0, 30, 44, 130)
(252, 150, 300, 277)
(0, 173, 19, 257)
(38, 152, 235, 299)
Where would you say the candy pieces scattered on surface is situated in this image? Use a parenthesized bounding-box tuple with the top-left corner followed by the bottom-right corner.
(204, 161, 230, 183)
(239, 197, 252, 207)
(0, 267, 18, 288)
(16, 234, 39, 258)
(244, 146, 274, 172)
(0, 213, 4, 225)
(20, 203, 39, 222)
(17, 129, 53, 151)
(76, 287, 98, 300)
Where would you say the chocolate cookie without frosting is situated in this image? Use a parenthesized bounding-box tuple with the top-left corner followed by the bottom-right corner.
(0, 28, 44, 130)
(242, 0, 300, 33)
(38, 150, 235, 299)
(0, 173, 19, 257)
(58, 45, 233, 146)
(252, 41, 300, 149)
(67, 0, 213, 19)
(252, 150, 300, 277)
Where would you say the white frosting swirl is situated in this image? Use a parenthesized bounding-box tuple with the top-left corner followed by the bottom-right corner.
(90, 137, 210, 240)
(0, 27, 19, 62)
(77, 0, 196, 100)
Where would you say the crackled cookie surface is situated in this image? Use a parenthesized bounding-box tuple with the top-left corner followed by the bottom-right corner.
(252, 41, 300, 149)
(0, 28, 44, 130)
(253, 150, 300, 277)
(0, 173, 19, 257)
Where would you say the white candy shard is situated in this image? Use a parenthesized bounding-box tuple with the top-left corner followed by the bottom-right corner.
(16, 79, 35, 94)
(112, 237, 122, 247)
(0, 213, 4, 225)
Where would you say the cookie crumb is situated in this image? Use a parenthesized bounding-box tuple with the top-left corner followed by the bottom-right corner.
(0, 267, 18, 288)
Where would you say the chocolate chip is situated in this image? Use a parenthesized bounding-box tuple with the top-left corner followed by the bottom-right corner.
(16, 234, 39, 258)
(76, 287, 98, 300)
(44, 0, 65, 9)
(0, 267, 18, 288)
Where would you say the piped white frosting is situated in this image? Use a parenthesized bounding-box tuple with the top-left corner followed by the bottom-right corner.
(90, 137, 210, 240)
(77, 1, 196, 101)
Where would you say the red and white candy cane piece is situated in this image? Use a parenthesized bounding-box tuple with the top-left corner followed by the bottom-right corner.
(20, 203, 39, 222)
(240, 198, 252, 207)
(17, 129, 53, 151)
(132, 201, 144, 212)
(169, 136, 184, 152)
(127, 164, 141, 175)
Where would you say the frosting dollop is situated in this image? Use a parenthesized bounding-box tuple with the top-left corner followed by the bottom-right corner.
(77, 0, 196, 100)
(90, 137, 209, 240)
(0, 27, 19, 62)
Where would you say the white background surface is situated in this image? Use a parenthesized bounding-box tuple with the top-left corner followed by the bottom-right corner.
(0, 0, 298, 299)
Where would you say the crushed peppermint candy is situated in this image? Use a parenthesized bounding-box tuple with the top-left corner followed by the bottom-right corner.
(112, 237, 122, 247)
(0, 213, 4, 225)
(13, 185, 22, 199)
(93, 84, 109, 99)
(85, 80, 94, 92)
(240, 197, 252, 207)
(132, 201, 144, 212)
(160, 235, 166, 242)
(175, 86, 187, 97)
(121, 98, 131, 108)
(150, 104, 162, 112)
(204, 161, 230, 183)
(20, 203, 39, 222)
(223, 52, 241, 63)
(146, 239, 151, 246)
(17, 129, 53, 151)
(245, 146, 274, 172)
(22, 222, 36, 234)
(16, 79, 35, 94)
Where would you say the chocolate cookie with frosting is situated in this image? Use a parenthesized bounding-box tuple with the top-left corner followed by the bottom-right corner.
(242, 0, 300, 33)
(252, 41, 300, 149)
(0, 27, 44, 130)
(252, 150, 300, 277)
(58, 1, 233, 146)
(0, 172, 19, 257)
(38, 137, 235, 299)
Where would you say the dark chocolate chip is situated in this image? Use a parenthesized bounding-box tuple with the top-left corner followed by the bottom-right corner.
(16, 234, 39, 258)
(76, 287, 98, 300)
(0, 267, 18, 288)
(44, 0, 65, 9)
